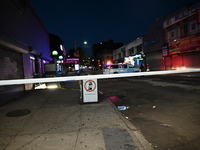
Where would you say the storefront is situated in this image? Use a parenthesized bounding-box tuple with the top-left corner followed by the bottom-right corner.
(162, 2, 200, 70)
(162, 34, 200, 70)
(64, 58, 80, 72)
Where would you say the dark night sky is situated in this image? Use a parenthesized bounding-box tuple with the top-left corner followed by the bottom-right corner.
(29, 0, 199, 56)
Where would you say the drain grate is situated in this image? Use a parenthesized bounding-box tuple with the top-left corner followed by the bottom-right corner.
(6, 109, 31, 117)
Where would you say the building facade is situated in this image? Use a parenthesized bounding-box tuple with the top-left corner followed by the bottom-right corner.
(113, 46, 126, 63)
(143, 17, 167, 71)
(113, 37, 144, 68)
(142, 5, 183, 71)
(49, 34, 66, 74)
(163, 1, 200, 70)
(0, 0, 52, 104)
(143, 1, 200, 71)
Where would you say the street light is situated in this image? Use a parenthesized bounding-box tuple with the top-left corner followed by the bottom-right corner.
(52, 50, 58, 76)
(52, 50, 58, 56)
(58, 55, 63, 60)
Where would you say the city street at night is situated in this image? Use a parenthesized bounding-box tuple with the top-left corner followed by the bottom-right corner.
(1, 0, 200, 149)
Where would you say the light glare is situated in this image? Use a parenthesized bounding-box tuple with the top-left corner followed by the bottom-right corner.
(47, 85, 58, 89)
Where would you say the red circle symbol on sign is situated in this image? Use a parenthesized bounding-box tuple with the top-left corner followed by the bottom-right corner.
(84, 80, 96, 92)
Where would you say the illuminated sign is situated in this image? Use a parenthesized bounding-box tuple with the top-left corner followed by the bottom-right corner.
(65, 58, 79, 63)
(180, 35, 200, 51)
(75, 64, 79, 70)
(124, 56, 135, 66)
(168, 40, 180, 55)
(162, 44, 169, 57)
(124, 55, 142, 66)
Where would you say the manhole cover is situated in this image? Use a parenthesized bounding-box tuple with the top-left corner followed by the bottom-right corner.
(6, 109, 30, 117)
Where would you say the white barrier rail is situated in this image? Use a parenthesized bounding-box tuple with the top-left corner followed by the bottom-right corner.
(0, 69, 200, 86)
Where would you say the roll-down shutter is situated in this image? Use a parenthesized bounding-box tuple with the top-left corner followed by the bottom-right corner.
(0, 48, 24, 105)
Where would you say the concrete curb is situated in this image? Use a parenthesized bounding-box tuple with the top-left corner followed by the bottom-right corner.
(101, 93, 154, 150)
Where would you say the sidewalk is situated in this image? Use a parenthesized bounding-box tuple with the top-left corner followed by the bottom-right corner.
(0, 81, 153, 150)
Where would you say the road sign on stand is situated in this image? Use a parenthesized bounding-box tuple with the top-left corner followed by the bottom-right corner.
(81, 79, 98, 103)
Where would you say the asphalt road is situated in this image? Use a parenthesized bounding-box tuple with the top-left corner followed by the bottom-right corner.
(94, 71, 200, 150)
(70, 69, 200, 149)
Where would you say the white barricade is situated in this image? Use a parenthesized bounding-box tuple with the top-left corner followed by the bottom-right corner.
(0, 69, 200, 86)
(1, 69, 200, 104)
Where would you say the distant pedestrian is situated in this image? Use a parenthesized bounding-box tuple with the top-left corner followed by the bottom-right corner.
(140, 63, 144, 72)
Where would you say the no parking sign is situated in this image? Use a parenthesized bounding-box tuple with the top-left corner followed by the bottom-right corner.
(81, 79, 98, 103)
